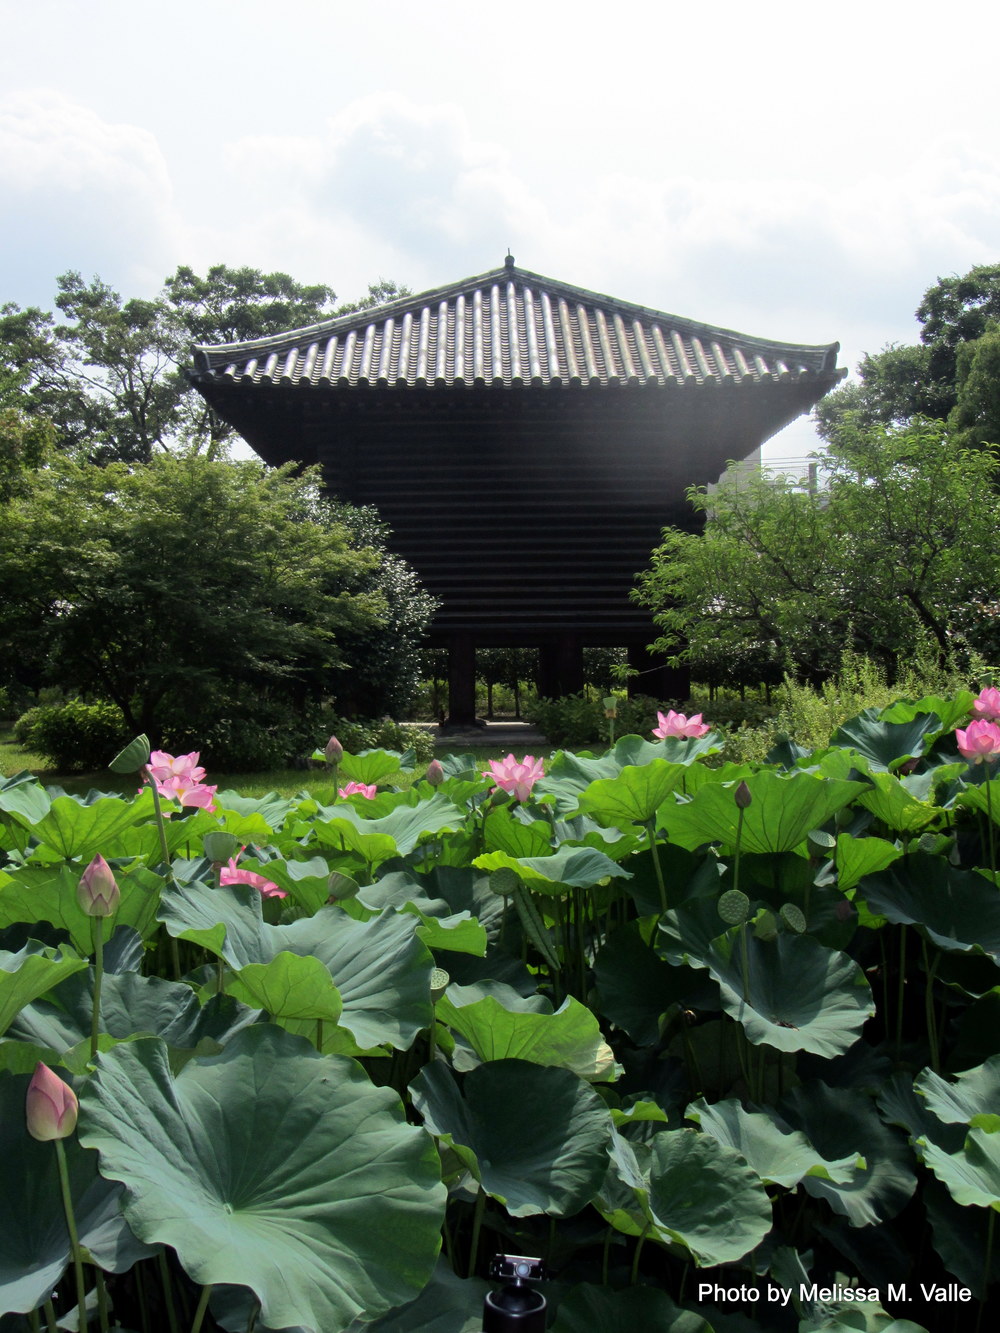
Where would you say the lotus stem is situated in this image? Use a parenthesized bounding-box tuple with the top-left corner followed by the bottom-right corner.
(43, 1298, 58, 1333)
(646, 818, 667, 913)
(630, 1223, 650, 1284)
(28, 1307, 41, 1333)
(896, 925, 907, 1063)
(189, 1284, 213, 1333)
(922, 941, 941, 1072)
(985, 778, 997, 879)
(96, 1266, 111, 1333)
(977, 1206, 995, 1333)
(90, 914, 105, 1064)
(157, 1250, 181, 1333)
(54, 1138, 88, 1333)
(468, 1185, 487, 1278)
(315, 1018, 324, 1052)
(602, 1226, 613, 1284)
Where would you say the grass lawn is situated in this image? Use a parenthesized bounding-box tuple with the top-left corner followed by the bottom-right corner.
(0, 727, 518, 798)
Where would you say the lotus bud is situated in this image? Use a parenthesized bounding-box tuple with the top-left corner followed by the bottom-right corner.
(26, 1063, 78, 1141)
(425, 759, 445, 787)
(734, 780, 753, 809)
(77, 855, 120, 917)
(324, 736, 343, 765)
(603, 696, 619, 719)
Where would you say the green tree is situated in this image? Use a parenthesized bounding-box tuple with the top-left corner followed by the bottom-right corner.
(636, 420, 1000, 684)
(0, 455, 431, 767)
(818, 263, 1000, 445)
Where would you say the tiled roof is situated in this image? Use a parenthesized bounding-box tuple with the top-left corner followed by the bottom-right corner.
(191, 259, 842, 391)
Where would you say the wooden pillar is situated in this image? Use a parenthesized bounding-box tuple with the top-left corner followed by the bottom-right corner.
(627, 641, 689, 702)
(447, 633, 478, 726)
(538, 635, 584, 698)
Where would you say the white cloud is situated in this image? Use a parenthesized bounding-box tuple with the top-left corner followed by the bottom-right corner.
(0, 89, 180, 306)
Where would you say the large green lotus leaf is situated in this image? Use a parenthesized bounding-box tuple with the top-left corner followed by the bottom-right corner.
(105, 806, 218, 861)
(0, 940, 87, 1037)
(357, 871, 488, 956)
(0, 1071, 156, 1313)
(79, 1027, 446, 1333)
(659, 771, 866, 854)
(594, 920, 718, 1045)
(337, 747, 413, 784)
(882, 691, 974, 734)
(574, 761, 689, 825)
(24, 789, 156, 860)
(237, 854, 334, 915)
(0, 771, 51, 825)
(8, 969, 260, 1063)
(596, 1126, 771, 1266)
(541, 735, 718, 813)
(855, 772, 942, 834)
(858, 854, 1000, 962)
(340, 1260, 490, 1332)
(0, 862, 163, 952)
(229, 952, 343, 1025)
(484, 806, 553, 858)
(551, 1283, 712, 1333)
(835, 836, 902, 892)
(915, 1056, 1000, 1124)
(315, 793, 464, 856)
(924, 1176, 1000, 1298)
(686, 1097, 862, 1189)
(920, 1121, 1000, 1209)
(214, 789, 297, 828)
(831, 708, 942, 772)
(158, 876, 270, 968)
(665, 918, 873, 1056)
(779, 1083, 916, 1226)
(436, 989, 619, 1081)
(273, 907, 433, 1049)
(473, 845, 630, 894)
(953, 777, 1000, 827)
(411, 1059, 612, 1217)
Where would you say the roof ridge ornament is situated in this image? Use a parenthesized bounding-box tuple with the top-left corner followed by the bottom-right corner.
(504, 251, 515, 271)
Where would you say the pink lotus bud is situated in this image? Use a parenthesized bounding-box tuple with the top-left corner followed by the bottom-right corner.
(425, 759, 445, 786)
(77, 855, 120, 917)
(324, 736, 344, 765)
(26, 1063, 78, 1140)
(734, 780, 753, 809)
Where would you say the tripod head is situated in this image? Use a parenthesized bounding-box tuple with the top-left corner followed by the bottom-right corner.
(481, 1254, 547, 1331)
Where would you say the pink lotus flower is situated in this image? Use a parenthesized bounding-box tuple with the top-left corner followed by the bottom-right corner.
(956, 719, 1000, 764)
(484, 754, 544, 802)
(653, 709, 710, 740)
(148, 750, 206, 784)
(339, 781, 377, 799)
(973, 688, 1000, 722)
(26, 1063, 78, 1141)
(219, 848, 287, 899)
(155, 773, 218, 812)
(77, 854, 120, 917)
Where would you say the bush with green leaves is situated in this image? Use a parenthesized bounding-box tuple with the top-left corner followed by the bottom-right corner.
(5, 691, 1000, 1330)
(12, 698, 128, 771)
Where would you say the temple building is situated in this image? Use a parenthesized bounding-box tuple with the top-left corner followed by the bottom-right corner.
(189, 257, 846, 724)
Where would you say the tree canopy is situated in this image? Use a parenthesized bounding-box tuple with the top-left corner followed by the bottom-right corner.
(636, 419, 1000, 687)
(1, 265, 410, 463)
(0, 454, 434, 767)
(817, 262, 1000, 448)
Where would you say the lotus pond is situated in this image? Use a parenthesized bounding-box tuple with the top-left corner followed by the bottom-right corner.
(3, 692, 1000, 1332)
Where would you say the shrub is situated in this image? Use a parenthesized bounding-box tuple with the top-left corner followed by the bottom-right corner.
(15, 698, 128, 771)
(319, 714, 436, 766)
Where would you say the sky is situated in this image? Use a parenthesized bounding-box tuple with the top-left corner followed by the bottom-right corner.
(3, 0, 999, 464)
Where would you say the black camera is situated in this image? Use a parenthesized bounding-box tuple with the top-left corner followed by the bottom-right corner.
(482, 1254, 547, 1331)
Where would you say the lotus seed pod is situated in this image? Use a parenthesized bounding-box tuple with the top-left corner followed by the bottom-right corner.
(203, 831, 241, 864)
(489, 867, 521, 897)
(780, 902, 807, 934)
(718, 888, 751, 925)
(807, 829, 837, 856)
(430, 967, 450, 1002)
